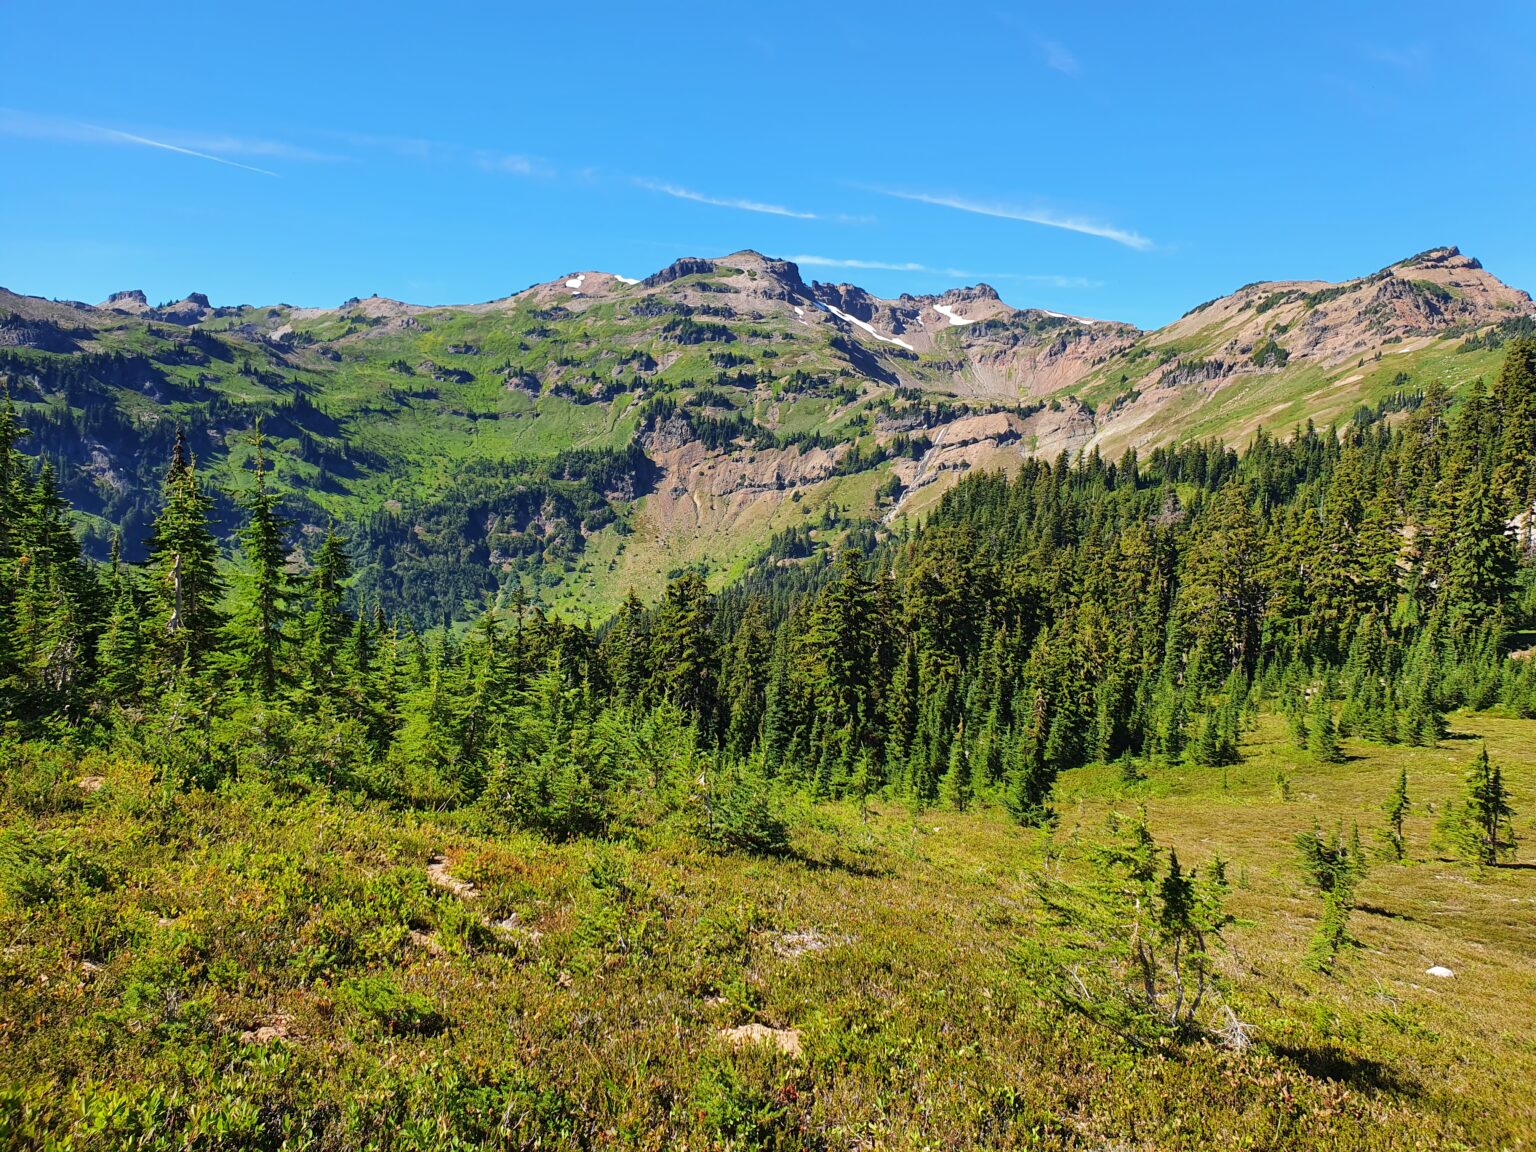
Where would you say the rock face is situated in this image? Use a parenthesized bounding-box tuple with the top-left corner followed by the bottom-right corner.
(641, 257, 718, 288)
(102, 289, 149, 311)
(0, 314, 82, 352)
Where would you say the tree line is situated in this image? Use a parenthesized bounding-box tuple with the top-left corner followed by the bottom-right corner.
(2, 342, 1534, 848)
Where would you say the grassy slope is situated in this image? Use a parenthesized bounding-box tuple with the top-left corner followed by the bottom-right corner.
(3, 712, 1531, 1150)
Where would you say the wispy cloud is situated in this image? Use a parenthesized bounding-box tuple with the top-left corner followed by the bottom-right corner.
(791, 255, 938, 273)
(331, 132, 555, 178)
(790, 255, 1100, 289)
(1038, 38, 1079, 75)
(994, 15, 1081, 76)
(96, 129, 281, 176)
(1005, 272, 1103, 289)
(637, 179, 819, 220)
(473, 151, 555, 178)
(0, 109, 289, 176)
(877, 189, 1152, 250)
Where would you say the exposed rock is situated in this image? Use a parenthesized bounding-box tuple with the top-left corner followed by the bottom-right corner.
(642, 257, 717, 289)
(0, 314, 82, 353)
(426, 854, 478, 898)
(490, 913, 543, 943)
(103, 288, 149, 309)
(1425, 965, 1455, 978)
(77, 775, 105, 793)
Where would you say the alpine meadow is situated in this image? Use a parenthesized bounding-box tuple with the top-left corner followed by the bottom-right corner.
(3, 5, 1536, 1150)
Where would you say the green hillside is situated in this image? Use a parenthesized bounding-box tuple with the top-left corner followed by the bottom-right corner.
(4, 247, 1531, 623)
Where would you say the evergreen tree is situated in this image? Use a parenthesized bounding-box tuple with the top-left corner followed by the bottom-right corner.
(148, 430, 224, 681)
(940, 730, 973, 811)
(1296, 823, 1367, 971)
(229, 434, 294, 699)
(303, 524, 354, 692)
(649, 570, 717, 729)
(1491, 337, 1536, 516)
(1382, 767, 1411, 862)
(1452, 746, 1518, 865)
(1307, 686, 1344, 763)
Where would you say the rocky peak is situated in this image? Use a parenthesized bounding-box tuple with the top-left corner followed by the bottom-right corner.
(940, 283, 1001, 305)
(1394, 246, 1480, 272)
(810, 281, 881, 321)
(728, 251, 809, 295)
(105, 289, 148, 307)
(641, 257, 718, 289)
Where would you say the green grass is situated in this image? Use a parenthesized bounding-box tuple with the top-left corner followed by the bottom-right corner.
(2, 712, 1532, 1149)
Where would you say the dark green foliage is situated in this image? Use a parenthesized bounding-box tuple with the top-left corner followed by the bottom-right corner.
(147, 430, 225, 682)
(1296, 823, 1368, 970)
(1436, 745, 1519, 865)
(1251, 336, 1291, 368)
(1307, 687, 1345, 764)
(1383, 767, 1411, 861)
(1, 342, 1534, 882)
(1027, 810, 1231, 1041)
(337, 975, 447, 1036)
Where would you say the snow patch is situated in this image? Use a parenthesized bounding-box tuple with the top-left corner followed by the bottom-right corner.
(933, 303, 976, 326)
(813, 300, 914, 350)
(1039, 308, 1100, 326)
(610, 273, 640, 286)
(794, 305, 804, 316)
(1425, 965, 1454, 978)
(564, 274, 586, 291)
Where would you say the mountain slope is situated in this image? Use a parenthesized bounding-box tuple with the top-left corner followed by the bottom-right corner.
(1, 246, 1530, 619)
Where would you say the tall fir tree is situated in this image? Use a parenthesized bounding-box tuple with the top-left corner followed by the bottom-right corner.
(148, 430, 225, 682)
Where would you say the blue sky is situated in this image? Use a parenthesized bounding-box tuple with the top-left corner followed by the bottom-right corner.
(3, 2, 1532, 329)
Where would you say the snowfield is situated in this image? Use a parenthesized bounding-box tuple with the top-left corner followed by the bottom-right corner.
(814, 300, 915, 350)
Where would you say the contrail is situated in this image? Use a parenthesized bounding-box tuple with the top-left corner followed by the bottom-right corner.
(97, 127, 281, 177)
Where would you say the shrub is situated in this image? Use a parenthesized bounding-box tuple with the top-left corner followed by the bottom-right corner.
(1296, 823, 1366, 970)
(1024, 809, 1232, 1043)
(337, 975, 447, 1035)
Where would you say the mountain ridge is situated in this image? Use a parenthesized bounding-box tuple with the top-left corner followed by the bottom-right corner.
(2, 244, 1532, 619)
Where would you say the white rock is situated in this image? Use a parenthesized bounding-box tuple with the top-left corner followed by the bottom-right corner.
(1425, 965, 1454, 978)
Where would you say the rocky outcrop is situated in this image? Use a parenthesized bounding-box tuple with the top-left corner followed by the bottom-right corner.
(0, 314, 82, 352)
(102, 289, 149, 312)
(642, 257, 717, 289)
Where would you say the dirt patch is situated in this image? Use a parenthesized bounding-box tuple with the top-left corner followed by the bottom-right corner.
(490, 914, 543, 943)
(239, 1015, 296, 1044)
(77, 776, 105, 793)
(769, 929, 843, 959)
(719, 1023, 801, 1055)
(408, 929, 446, 957)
